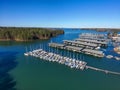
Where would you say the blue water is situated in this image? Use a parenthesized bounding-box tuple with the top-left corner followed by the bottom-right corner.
(0, 29, 120, 90)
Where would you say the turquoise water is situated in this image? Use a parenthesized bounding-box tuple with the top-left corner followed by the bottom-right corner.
(0, 29, 120, 90)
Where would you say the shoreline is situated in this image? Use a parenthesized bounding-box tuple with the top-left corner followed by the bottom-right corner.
(80, 28, 120, 32)
(63, 28, 120, 32)
(0, 27, 64, 41)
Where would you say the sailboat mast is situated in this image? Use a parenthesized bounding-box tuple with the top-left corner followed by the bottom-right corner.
(25, 47, 27, 53)
(73, 51, 74, 59)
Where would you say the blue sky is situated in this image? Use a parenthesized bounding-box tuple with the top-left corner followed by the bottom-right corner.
(0, 0, 120, 28)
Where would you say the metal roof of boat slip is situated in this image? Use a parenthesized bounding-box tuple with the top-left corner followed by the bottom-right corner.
(63, 40, 97, 47)
(75, 38, 108, 44)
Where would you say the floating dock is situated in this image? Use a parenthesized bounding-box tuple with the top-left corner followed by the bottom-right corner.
(79, 33, 109, 42)
(79, 33, 106, 39)
(48, 43, 65, 49)
(49, 43, 104, 57)
(82, 48, 104, 57)
(49, 33, 109, 57)
(24, 49, 120, 76)
(75, 38, 108, 47)
(65, 46, 82, 52)
(24, 49, 87, 70)
(63, 40, 98, 48)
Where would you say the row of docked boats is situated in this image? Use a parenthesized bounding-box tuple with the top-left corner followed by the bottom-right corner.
(24, 49, 87, 70)
(24, 49, 120, 76)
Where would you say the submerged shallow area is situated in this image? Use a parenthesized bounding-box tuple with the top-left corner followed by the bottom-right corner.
(0, 29, 120, 90)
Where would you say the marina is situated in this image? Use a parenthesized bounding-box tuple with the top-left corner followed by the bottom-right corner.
(49, 32, 120, 60)
(1, 0, 120, 89)
(48, 33, 108, 58)
(24, 49, 120, 76)
(1, 29, 120, 90)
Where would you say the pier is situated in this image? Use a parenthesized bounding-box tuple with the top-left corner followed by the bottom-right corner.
(79, 37, 109, 42)
(82, 49, 104, 57)
(48, 32, 109, 58)
(48, 43, 65, 49)
(49, 43, 104, 57)
(65, 46, 82, 52)
(24, 49, 87, 70)
(63, 40, 98, 48)
(79, 33, 110, 43)
(75, 38, 108, 47)
(86, 66, 120, 75)
(24, 49, 120, 76)
(79, 33, 106, 39)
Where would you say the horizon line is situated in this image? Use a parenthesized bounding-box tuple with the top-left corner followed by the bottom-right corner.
(0, 25, 120, 29)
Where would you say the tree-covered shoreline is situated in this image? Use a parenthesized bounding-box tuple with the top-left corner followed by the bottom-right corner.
(80, 28, 120, 32)
(0, 27, 64, 41)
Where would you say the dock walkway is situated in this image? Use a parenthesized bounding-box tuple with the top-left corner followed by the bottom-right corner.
(86, 66, 120, 75)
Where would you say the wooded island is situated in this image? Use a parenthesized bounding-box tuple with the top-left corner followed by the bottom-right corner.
(0, 27, 64, 41)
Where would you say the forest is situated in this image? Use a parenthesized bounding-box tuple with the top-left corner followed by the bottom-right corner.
(0, 27, 64, 41)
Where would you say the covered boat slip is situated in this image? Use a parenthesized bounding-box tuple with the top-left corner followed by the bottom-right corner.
(49, 42, 104, 57)
(65, 46, 104, 57)
(79, 33, 106, 39)
(48, 43, 65, 49)
(65, 46, 82, 52)
(75, 38, 108, 46)
(63, 40, 97, 48)
(82, 49, 104, 57)
(79, 35, 109, 42)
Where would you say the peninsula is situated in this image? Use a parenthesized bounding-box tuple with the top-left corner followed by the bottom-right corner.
(0, 27, 64, 41)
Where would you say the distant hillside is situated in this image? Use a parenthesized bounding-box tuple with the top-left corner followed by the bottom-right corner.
(0, 27, 64, 41)
(80, 28, 120, 32)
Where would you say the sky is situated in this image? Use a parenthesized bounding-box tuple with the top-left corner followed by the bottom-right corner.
(0, 0, 120, 28)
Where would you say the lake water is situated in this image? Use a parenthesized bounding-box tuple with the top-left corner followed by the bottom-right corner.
(0, 29, 120, 90)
